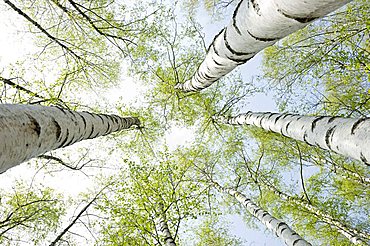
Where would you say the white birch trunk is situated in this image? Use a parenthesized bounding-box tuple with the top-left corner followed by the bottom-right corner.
(0, 104, 140, 173)
(331, 166, 370, 186)
(214, 112, 370, 166)
(157, 203, 176, 246)
(175, 0, 351, 92)
(212, 180, 311, 246)
(263, 180, 369, 244)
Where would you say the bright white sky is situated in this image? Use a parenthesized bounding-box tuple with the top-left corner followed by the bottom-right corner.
(0, 1, 283, 245)
(0, 4, 33, 66)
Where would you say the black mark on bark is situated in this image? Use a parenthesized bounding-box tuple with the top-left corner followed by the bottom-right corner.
(58, 129, 69, 148)
(247, 29, 279, 42)
(26, 113, 41, 137)
(351, 118, 368, 135)
(55, 106, 68, 115)
(80, 114, 87, 130)
(311, 116, 325, 132)
(303, 131, 313, 146)
(328, 116, 338, 123)
(251, 0, 261, 15)
(274, 114, 283, 123)
(232, 0, 244, 35)
(52, 118, 61, 140)
(293, 239, 304, 246)
(88, 124, 95, 139)
(278, 9, 318, 23)
(285, 121, 291, 133)
(212, 57, 223, 66)
(325, 126, 336, 150)
(211, 28, 225, 57)
(360, 152, 369, 166)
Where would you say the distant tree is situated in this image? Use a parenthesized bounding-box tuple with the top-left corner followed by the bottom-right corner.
(1, 0, 164, 107)
(259, 177, 369, 245)
(95, 152, 207, 245)
(157, 202, 177, 246)
(210, 179, 311, 246)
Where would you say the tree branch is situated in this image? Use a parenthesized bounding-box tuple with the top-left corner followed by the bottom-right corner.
(4, 0, 82, 60)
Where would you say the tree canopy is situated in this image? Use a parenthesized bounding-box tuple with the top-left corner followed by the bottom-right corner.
(0, 0, 368, 245)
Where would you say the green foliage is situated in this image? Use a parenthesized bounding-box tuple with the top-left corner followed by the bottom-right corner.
(194, 218, 244, 246)
(95, 150, 208, 245)
(1, 0, 369, 245)
(1, 0, 164, 107)
(182, 0, 237, 19)
(0, 182, 65, 245)
(254, 8, 370, 241)
(262, 0, 370, 116)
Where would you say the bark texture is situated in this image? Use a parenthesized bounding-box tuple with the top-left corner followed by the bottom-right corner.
(157, 203, 176, 246)
(215, 112, 370, 166)
(175, 0, 351, 92)
(0, 104, 140, 173)
(263, 180, 369, 245)
(212, 180, 311, 246)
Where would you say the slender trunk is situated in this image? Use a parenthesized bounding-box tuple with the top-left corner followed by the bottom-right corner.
(157, 203, 176, 246)
(176, 0, 351, 92)
(261, 179, 369, 244)
(330, 165, 370, 186)
(214, 112, 370, 166)
(0, 104, 140, 173)
(212, 180, 311, 246)
(309, 155, 370, 186)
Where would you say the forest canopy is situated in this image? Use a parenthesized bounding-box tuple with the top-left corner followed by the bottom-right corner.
(0, 0, 369, 245)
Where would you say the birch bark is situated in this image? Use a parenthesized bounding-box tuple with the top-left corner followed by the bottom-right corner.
(175, 0, 351, 92)
(214, 112, 370, 166)
(212, 180, 311, 246)
(157, 203, 176, 246)
(0, 104, 140, 173)
(262, 180, 369, 245)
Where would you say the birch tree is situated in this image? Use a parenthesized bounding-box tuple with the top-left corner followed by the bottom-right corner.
(0, 104, 140, 173)
(157, 203, 176, 246)
(214, 112, 370, 166)
(175, 0, 351, 92)
(96, 152, 207, 245)
(259, 178, 369, 245)
(230, 125, 370, 245)
(247, 126, 370, 186)
(262, 0, 369, 116)
(211, 179, 311, 246)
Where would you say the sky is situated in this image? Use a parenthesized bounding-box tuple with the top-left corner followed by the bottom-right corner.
(0, 4, 34, 68)
(0, 1, 284, 245)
